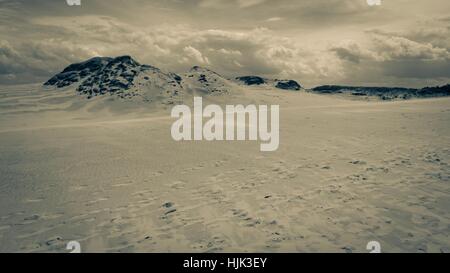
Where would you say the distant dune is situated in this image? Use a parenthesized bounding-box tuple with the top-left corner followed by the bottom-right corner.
(310, 85, 450, 100)
(43, 56, 303, 106)
(44, 56, 449, 106)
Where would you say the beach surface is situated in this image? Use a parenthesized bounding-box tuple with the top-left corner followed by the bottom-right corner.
(0, 84, 449, 253)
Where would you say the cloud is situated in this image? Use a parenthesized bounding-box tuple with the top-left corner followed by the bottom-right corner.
(329, 30, 450, 85)
(34, 19, 333, 86)
(0, 0, 449, 87)
(0, 38, 96, 84)
(3, 14, 448, 88)
(183, 46, 210, 64)
(371, 33, 450, 61)
(330, 41, 369, 64)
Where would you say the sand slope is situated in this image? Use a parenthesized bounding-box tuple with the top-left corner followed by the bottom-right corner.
(0, 84, 449, 253)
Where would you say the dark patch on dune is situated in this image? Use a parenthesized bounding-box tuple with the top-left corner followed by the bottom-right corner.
(44, 57, 112, 88)
(275, 80, 301, 91)
(237, 76, 302, 91)
(236, 76, 266, 85)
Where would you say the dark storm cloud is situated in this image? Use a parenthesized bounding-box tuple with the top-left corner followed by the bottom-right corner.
(329, 28, 450, 86)
(0, 0, 449, 87)
(331, 45, 363, 64)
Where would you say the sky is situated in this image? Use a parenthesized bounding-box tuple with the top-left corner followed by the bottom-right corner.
(0, 0, 449, 88)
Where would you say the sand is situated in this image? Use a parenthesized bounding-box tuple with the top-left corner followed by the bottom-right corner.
(0, 84, 449, 253)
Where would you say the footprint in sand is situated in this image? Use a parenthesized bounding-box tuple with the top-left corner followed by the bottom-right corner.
(346, 173, 369, 183)
(45, 236, 63, 246)
(69, 185, 89, 192)
(231, 208, 261, 227)
(349, 160, 367, 165)
(161, 202, 177, 218)
(169, 180, 186, 190)
(22, 197, 45, 204)
(182, 164, 206, 173)
(22, 214, 40, 224)
(132, 189, 153, 197)
(112, 181, 134, 187)
(271, 162, 298, 180)
(86, 197, 109, 206)
(190, 236, 228, 252)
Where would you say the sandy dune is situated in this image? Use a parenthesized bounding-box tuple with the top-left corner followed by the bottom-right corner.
(0, 84, 449, 253)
